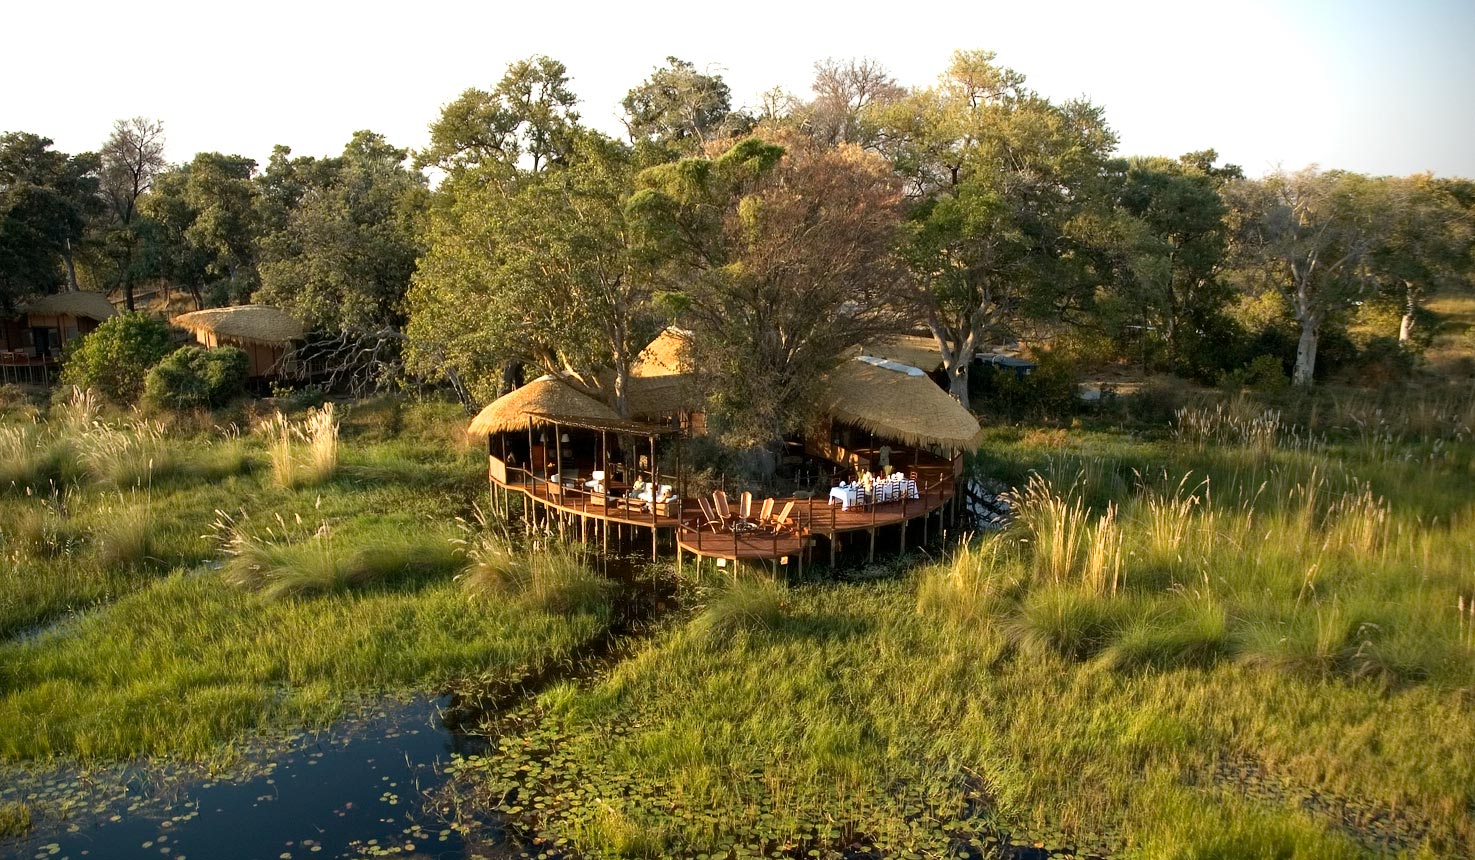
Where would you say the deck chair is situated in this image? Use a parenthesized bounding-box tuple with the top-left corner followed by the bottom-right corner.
(712, 490, 732, 527)
(696, 496, 721, 531)
(758, 497, 775, 526)
(739, 491, 753, 520)
(770, 500, 795, 534)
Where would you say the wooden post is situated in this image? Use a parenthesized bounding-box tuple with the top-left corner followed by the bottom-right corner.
(649, 434, 659, 561)
(899, 517, 907, 556)
(868, 528, 876, 563)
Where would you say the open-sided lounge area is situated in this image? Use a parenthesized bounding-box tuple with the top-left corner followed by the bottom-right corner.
(466, 330, 981, 570)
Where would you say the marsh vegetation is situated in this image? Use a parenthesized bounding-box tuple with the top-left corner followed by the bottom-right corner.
(2, 382, 1473, 859)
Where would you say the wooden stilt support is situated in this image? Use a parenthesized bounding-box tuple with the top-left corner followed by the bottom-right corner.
(899, 517, 907, 557)
(868, 528, 876, 563)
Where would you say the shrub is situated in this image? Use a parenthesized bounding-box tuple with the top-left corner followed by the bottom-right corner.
(143, 345, 249, 410)
(59, 312, 176, 404)
(971, 351, 1080, 422)
(1219, 353, 1290, 393)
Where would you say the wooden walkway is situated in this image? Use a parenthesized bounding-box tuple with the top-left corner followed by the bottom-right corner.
(490, 462, 957, 565)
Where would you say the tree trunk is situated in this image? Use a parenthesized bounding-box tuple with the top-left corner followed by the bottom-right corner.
(499, 360, 521, 396)
(948, 366, 971, 411)
(63, 239, 79, 292)
(1293, 320, 1319, 387)
(1399, 283, 1417, 345)
(612, 353, 629, 419)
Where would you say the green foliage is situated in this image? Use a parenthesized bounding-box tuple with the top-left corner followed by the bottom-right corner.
(971, 352, 1080, 421)
(143, 345, 249, 410)
(0, 132, 100, 309)
(631, 133, 906, 446)
(256, 131, 426, 331)
(1220, 353, 1291, 392)
(418, 54, 580, 177)
(407, 129, 655, 412)
(622, 57, 743, 157)
(138, 152, 260, 305)
(59, 312, 175, 403)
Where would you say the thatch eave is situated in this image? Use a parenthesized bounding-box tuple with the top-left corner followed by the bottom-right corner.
(172, 306, 305, 345)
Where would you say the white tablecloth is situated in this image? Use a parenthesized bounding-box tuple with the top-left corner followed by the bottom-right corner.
(828, 486, 861, 510)
(829, 481, 918, 509)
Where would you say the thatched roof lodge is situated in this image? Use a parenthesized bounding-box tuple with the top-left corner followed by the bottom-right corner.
(172, 305, 305, 377)
(15, 291, 118, 358)
(466, 329, 983, 567)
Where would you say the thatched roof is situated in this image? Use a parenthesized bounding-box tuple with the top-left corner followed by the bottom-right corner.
(823, 357, 982, 450)
(172, 306, 305, 345)
(632, 327, 691, 377)
(25, 291, 117, 321)
(627, 373, 702, 418)
(860, 335, 944, 373)
(468, 375, 625, 437)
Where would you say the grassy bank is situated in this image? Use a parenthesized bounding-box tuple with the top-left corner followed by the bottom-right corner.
(0, 392, 614, 763)
(455, 393, 1475, 859)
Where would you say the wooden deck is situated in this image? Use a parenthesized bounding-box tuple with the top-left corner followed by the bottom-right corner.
(490, 461, 957, 564)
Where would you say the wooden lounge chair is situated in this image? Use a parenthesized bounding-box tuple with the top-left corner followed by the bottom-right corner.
(758, 497, 775, 526)
(739, 491, 753, 521)
(769, 500, 795, 534)
(696, 497, 721, 531)
(712, 490, 732, 528)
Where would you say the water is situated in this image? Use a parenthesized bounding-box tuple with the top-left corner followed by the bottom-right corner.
(3, 697, 498, 860)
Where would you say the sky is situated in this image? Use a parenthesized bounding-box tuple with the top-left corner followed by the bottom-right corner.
(5, 0, 1474, 178)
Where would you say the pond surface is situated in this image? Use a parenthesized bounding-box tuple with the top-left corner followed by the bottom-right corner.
(3, 697, 501, 860)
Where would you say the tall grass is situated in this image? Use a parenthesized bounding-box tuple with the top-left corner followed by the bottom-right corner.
(215, 508, 457, 599)
(261, 403, 339, 488)
(689, 575, 788, 642)
(92, 491, 156, 569)
(456, 521, 609, 616)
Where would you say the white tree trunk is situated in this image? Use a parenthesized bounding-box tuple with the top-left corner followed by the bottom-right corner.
(1399, 283, 1417, 345)
(1293, 321, 1319, 387)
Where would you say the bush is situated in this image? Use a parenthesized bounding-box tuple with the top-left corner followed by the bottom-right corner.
(60, 313, 176, 404)
(971, 351, 1079, 422)
(1219, 353, 1290, 393)
(143, 346, 249, 410)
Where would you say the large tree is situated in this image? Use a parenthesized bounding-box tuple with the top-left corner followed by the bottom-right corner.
(419, 55, 580, 178)
(1368, 174, 1474, 345)
(0, 132, 100, 310)
(139, 152, 260, 308)
(796, 57, 905, 148)
(1098, 151, 1239, 371)
(256, 131, 427, 332)
(98, 117, 167, 310)
(407, 130, 656, 410)
(880, 51, 1117, 407)
(622, 57, 744, 159)
(628, 132, 907, 449)
(1226, 168, 1387, 386)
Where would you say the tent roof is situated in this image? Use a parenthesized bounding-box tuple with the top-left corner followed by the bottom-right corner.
(859, 334, 945, 373)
